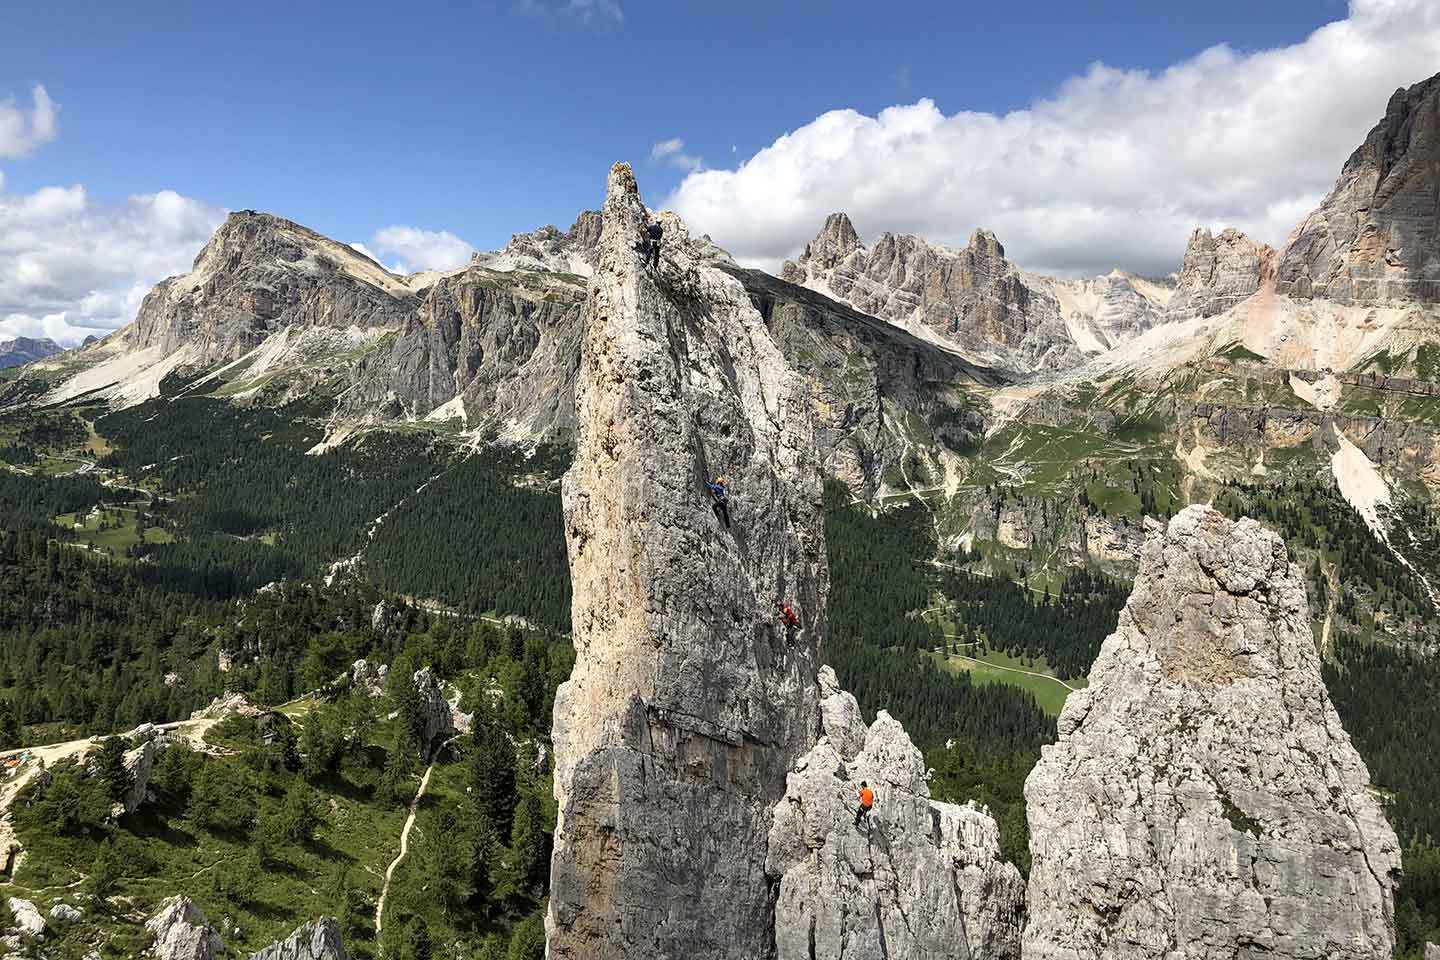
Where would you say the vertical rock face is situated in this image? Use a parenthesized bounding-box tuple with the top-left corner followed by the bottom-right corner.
(547, 163, 829, 959)
(412, 667, 456, 759)
(1164, 227, 1272, 320)
(732, 266, 1002, 496)
(338, 266, 584, 434)
(1278, 72, 1440, 303)
(767, 669, 1025, 959)
(1024, 506, 1401, 960)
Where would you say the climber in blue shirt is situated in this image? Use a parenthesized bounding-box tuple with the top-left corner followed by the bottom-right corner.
(706, 477, 731, 528)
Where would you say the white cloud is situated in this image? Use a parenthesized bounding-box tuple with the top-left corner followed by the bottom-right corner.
(517, 0, 623, 27)
(666, 0, 1440, 277)
(651, 137, 703, 172)
(0, 85, 58, 159)
(370, 226, 475, 273)
(0, 181, 225, 345)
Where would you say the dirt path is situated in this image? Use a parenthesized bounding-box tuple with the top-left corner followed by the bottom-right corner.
(375, 742, 451, 935)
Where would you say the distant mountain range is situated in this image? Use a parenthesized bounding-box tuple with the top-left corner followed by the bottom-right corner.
(0, 336, 63, 370)
(5, 71, 1439, 625)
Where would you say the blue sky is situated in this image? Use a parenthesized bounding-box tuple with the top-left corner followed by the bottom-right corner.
(4, 0, 1346, 247)
(4, 0, 1439, 343)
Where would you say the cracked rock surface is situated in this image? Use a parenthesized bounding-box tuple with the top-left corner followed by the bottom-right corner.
(1024, 505, 1401, 960)
(768, 670, 1025, 959)
(546, 162, 829, 959)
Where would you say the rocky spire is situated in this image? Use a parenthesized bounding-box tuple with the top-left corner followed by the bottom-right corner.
(546, 162, 829, 959)
(1163, 225, 1274, 320)
(767, 668, 1026, 958)
(1277, 71, 1440, 302)
(1024, 506, 1401, 959)
(804, 211, 864, 272)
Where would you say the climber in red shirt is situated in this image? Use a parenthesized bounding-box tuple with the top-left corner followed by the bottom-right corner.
(855, 781, 875, 827)
(779, 602, 801, 642)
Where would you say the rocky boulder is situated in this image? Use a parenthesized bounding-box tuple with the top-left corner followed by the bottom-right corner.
(6, 898, 43, 939)
(120, 736, 167, 815)
(1278, 71, 1440, 303)
(248, 917, 349, 960)
(1425, 943, 1440, 960)
(767, 683, 1025, 959)
(1164, 226, 1272, 320)
(1024, 505, 1402, 959)
(46, 903, 81, 925)
(350, 659, 387, 697)
(547, 163, 829, 959)
(412, 668, 455, 758)
(144, 896, 223, 960)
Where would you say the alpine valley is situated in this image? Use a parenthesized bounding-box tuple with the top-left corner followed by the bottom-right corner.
(2, 70, 1440, 960)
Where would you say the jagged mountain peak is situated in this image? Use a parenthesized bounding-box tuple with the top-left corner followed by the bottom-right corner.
(967, 225, 1006, 258)
(783, 211, 1172, 371)
(173, 208, 412, 299)
(1278, 69, 1440, 303)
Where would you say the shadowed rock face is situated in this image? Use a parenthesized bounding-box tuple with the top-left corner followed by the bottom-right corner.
(546, 162, 829, 959)
(1024, 505, 1401, 960)
(1278, 72, 1440, 303)
(339, 266, 584, 438)
(0, 336, 62, 370)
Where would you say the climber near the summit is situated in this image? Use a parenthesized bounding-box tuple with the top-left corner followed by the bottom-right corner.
(641, 218, 663, 270)
(706, 476, 731, 528)
(854, 781, 875, 828)
(779, 602, 801, 642)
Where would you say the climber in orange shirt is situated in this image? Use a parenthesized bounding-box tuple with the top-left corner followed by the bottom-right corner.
(854, 781, 874, 827)
(779, 602, 801, 642)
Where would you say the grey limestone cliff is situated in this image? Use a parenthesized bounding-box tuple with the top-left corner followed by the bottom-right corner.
(546, 162, 830, 959)
(781, 215, 1078, 371)
(144, 896, 223, 960)
(547, 163, 1024, 960)
(1024, 505, 1401, 959)
(781, 214, 1171, 372)
(1278, 72, 1440, 303)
